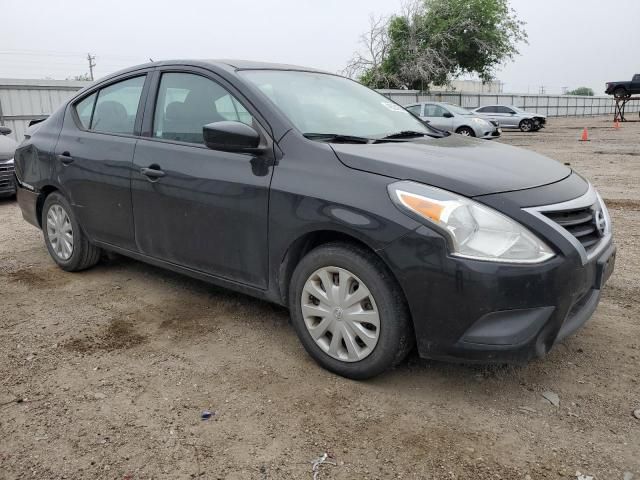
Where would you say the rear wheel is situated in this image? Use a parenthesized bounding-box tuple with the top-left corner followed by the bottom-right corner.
(519, 119, 534, 132)
(42, 192, 101, 271)
(456, 126, 475, 137)
(288, 242, 413, 379)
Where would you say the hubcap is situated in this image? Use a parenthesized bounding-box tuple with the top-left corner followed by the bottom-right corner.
(301, 266, 380, 362)
(46, 204, 74, 260)
(460, 129, 471, 136)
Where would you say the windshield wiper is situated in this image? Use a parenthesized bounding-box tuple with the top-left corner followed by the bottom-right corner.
(381, 130, 428, 139)
(303, 133, 373, 144)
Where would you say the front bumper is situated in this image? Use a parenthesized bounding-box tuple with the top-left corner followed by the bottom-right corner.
(0, 163, 16, 196)
(380, 210, 615, 364)
(477, 125, 501, 140)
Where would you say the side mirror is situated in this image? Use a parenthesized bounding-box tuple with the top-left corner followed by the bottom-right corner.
(203, 121, 263, 153)
(0, 126, 11, 136)
(442, 112, 454, 118)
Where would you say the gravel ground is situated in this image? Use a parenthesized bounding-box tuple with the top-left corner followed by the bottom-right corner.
(1, 116, 639, 480)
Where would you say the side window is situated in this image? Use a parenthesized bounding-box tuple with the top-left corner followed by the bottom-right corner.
(498, 106, 514, 114)
(406, 105, 422, 116)
(92, 76, 145, 135)
(424, 105, 448, 117)
(477, 106, 491, 113)
(153, 72, 254, 144)
(75, 92, 97, 129)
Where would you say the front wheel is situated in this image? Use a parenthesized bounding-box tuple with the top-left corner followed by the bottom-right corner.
(288, 242, 413, 379)
(519, 119, 534, 132)
(42, 192, 101, 271)
(456, 126, 475, 137)
(614, 87, 629, 99)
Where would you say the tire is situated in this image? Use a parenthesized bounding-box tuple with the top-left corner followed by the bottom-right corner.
(613, 87, 629, 99)
(42, 192, 101, 272)
(519, 119, 534, 132)
(288, 242, 413, 380)
(456, 126, 475, 137)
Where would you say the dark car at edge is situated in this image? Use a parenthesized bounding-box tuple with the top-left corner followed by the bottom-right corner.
(14, 60, 616, 379)
(0, 126, 17, 197)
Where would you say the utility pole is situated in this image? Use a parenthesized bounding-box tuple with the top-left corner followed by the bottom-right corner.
(87, 53, 96, 81)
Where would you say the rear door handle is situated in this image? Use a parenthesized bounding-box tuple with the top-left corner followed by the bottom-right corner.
(140, 167, 166, 179)
(57, 153, 74, 165)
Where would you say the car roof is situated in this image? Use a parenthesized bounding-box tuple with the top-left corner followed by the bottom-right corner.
(103, 59, 329, 78)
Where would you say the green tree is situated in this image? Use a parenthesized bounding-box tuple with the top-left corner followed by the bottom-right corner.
(346, 0, 527, 90)
(566, 87, 594, 96)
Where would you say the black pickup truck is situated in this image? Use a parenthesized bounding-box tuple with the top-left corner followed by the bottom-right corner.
(606, 74, 640, 98)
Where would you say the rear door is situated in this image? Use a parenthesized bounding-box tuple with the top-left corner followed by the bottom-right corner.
(475, 106, 499, 123)
(130, 69, 274, 288)
(54, 73, 150, 250)
(422, 104, 453, 131)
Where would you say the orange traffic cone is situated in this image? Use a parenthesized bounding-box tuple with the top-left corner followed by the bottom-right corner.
(614, 120, 620, 129)
(579, 128, 590, 142)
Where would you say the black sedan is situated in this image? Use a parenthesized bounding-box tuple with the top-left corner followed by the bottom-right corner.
(14, 60, 615, 379)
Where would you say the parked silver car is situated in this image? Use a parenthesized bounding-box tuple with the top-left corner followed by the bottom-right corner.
(405, 101, 501, 139)
(471, 105, 546, 132)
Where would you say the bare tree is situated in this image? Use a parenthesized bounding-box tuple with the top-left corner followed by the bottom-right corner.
(342, 14, 396, 88)
(343, 1, 451, 90)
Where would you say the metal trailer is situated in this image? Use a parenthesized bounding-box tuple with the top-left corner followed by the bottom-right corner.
(0, 78, 91, 141)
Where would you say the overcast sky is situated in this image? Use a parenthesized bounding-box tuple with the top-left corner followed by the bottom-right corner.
(1, 0, 638, 94)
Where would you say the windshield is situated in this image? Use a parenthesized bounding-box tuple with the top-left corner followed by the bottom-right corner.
(443, 103, 473, 116)
(239, 70, 432, 138)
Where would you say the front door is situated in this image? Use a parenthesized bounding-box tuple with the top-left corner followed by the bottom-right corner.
(54, 74, 148, 250)
(130, 71, 274, 288)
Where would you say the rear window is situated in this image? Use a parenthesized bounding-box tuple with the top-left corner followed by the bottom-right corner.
(75, 92, 97, 129)
(73, 76, 146, 135)
(406, 105, 422, 116)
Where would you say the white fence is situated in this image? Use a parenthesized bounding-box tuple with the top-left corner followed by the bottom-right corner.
(0, 79, 90, 141)
(378, 90, 640, 118)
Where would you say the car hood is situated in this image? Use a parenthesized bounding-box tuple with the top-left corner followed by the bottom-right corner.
(0, 135, 17, 161)
(331, 135, 571, 197)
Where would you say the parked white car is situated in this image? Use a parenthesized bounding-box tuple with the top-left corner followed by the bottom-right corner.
(405, 102, 501, 139)
(471, 105, 546, 132)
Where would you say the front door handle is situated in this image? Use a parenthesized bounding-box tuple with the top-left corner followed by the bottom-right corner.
(57, 153, 74, 165)
(140, 166, 166, 179)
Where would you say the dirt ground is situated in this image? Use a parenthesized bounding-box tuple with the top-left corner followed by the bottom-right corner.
(1, 116, 639, 480)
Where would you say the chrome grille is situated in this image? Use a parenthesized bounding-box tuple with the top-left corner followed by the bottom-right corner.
(0, 164, 15, 190)
(542, 205, 601, 250)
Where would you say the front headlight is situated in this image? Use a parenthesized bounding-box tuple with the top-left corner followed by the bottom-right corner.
(5, 158, 14, 165)
(388, 181, 555, 264)
(472, 117, 488, 126)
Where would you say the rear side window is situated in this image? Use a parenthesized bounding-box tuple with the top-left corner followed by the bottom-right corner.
(153, 72, 254, 144)
(75, 92, 97, 129)
(91, 76, 145, 135)
(406, 105, 422, 116)
(476, 106, 492, 113)
(424, 104, 448, 117)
